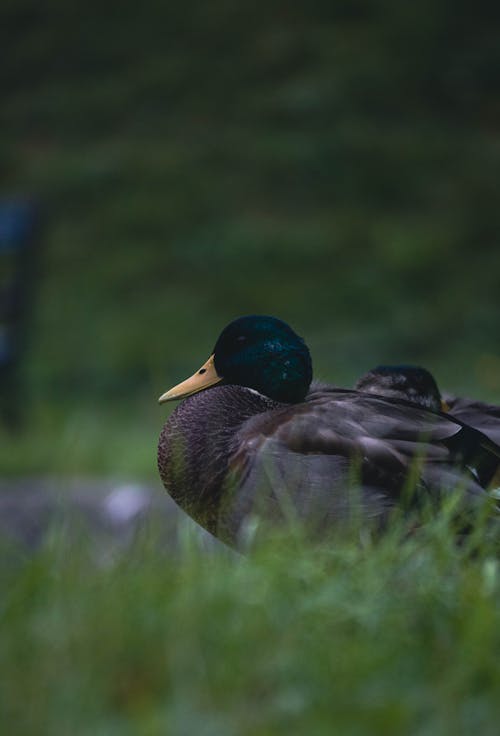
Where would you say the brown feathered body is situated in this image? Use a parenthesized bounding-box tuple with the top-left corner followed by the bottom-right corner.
(158, 383, 499, 546)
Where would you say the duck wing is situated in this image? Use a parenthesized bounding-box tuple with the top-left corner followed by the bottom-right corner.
(219, 390, 500, 544)
(443, 394, 500, 447)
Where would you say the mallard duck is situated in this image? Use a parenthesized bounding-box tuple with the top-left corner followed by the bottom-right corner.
(355, 365, 444, 412)
(356, 365, 500, 447)
(158, 316, 500, 546)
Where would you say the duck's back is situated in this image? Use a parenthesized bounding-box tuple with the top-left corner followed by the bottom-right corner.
(444, 394, 500, 447)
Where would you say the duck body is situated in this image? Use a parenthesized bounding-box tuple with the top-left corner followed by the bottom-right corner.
(444, 395, 500, 448)
(355, 365, 442, 412)
(356, 365, 500, 448)
(158, 320, 500, 546)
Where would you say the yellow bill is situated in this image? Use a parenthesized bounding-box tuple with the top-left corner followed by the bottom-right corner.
(158, 354, 223, 403)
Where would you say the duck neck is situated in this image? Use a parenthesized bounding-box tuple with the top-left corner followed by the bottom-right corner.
(158, 384, 280, 534)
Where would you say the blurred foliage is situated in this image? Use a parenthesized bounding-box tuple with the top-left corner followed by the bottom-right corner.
(1, 0, 500, 474)
(2, 513, 500, 735)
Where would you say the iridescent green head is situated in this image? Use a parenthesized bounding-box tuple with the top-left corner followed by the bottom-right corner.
(213, 315, 312, 403)
(159, 315, 312, 405)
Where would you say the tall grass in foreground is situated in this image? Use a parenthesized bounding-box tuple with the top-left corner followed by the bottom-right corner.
(1, 509, 500, 736)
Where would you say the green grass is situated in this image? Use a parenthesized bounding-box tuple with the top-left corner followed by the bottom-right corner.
(0, 400, 160, 479)
(2, 512, 500, 736)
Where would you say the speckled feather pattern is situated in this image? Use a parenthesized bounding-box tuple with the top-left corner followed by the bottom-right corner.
(355, 369, 441, 412)
(158, 385, 280, 536)
(158, 384, 500, 545)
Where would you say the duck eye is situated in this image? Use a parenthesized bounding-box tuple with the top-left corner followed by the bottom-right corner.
(236, 335, 247, 343)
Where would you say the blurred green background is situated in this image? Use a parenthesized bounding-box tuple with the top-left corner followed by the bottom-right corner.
(3, 6, 500, 735)
(2, 0, 500, 479)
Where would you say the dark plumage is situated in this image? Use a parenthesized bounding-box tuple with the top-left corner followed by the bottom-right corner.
(158, 317, 500, 546)
(355, 365, 442, 412)
(356, 365, 500, 447)
(443, 395, 500, 448)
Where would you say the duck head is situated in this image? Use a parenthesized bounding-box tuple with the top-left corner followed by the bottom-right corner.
(355, 365, 448, 412)
(159, 315, 312, 404)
